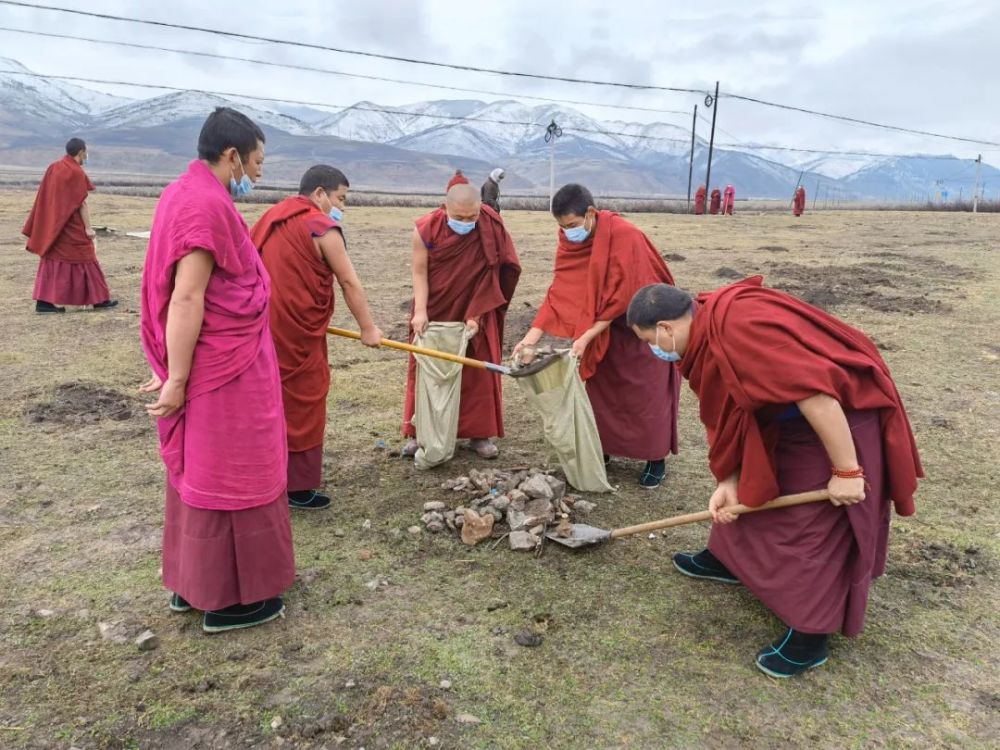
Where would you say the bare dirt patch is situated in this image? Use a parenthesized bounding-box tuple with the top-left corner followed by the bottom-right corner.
(24, 381, 136, 425)
(889, 539, 992, 588)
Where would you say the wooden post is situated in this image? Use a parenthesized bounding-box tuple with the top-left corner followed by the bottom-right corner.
(686, 104, 698, 210)
(703, 82, 719, 215)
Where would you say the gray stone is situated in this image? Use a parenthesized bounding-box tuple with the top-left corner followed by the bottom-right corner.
(422, 501, 448, 512)
(506, 508, 528, 531)
(491, 495, 510, 512)
(439, 679, 452, 690)
(514, 630, 544, 648)
(520, 474, 554, 500)
(453, 514, 465, 528)
(544, 475, 567, 499)
(420, 511, 444, 525)
(508, 489, 528, 505)
(333, 528, 347, 538)
(509, 531, 539, 552)
(573, 500, 597, 516)
(455, 713, 482, 725)
(97, 621, 129, 644)
(529, 524, 546, 537)
(407, 525, 422, 535)
(426, 521, 445, 533)
(135, 629, 159, 651)
(480, 505, 503, 522)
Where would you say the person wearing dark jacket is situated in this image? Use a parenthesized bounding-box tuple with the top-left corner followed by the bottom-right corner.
(481, 168, 505, 213)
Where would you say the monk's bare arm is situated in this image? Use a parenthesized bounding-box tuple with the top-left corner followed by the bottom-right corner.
(79, 200, 96, 239)
(411, 229, 430, 335)
(570, 320, 612, 358)
(317, 230, 382, 347)
(146, 250, 212, 418)
(797, 393, 866, 506)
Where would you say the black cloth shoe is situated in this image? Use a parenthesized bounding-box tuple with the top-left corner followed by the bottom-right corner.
(756, 629, 829, 678)
(603, 453, 611, 467)
(672, 549, 740, 584)
(92, 299, 119, 310)
(203, 597, 285, 633)
(169, 593, 192, 612)
(639, 459, 666, 489)
(35, 301, 66, 314)
(288, 489, 331, 510)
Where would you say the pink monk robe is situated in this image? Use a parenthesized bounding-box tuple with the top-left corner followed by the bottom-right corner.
(722, 185, 735, 215)
(402, 205, 521, 440)
(141, 159, 287, 511)
(532, 211, 681, 460)
(142, 159, 292, 610)
(23, 155, 110, 305)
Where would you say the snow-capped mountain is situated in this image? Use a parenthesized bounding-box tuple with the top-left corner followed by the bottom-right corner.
(1, 58, 995, 199)
(95, 91, 314, 136)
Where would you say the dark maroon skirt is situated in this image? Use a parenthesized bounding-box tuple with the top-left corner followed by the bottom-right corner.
(287, 445, 323, 492)
(161, 481, 296, 611)
(586, 317, 681, 461)
(708, 409, 890, 637)
(32, 257, 110, 306)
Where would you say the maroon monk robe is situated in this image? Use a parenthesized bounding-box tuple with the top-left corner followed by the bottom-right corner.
(679, 276, 923, 636)
(252, 196, 339, 493)
(402, 205, 521, 439)
(23, 155, 111, 305)
(532, 211, 681, 460)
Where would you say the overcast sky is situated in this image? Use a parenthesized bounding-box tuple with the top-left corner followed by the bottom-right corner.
(2, 0, 998, 159)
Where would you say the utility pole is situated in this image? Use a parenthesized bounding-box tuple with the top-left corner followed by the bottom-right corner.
(702, 82, 719, 215)
(686, 104, 698, 210)
(545, 120, 562, 212)
(973, 154, 982, 213)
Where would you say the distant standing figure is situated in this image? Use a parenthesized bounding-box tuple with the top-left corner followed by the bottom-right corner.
(722, 185, 735, 215)
(447, 170, 469, 190)
(22, 138, 118, 313)
(793, 186, 807, 217)
(481, 168, 505, 213)
(694, 185, 707, 215)
(709, 188, 722, 215)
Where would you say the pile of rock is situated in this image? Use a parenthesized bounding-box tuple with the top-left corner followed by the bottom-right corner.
(418, 468, 596, 552)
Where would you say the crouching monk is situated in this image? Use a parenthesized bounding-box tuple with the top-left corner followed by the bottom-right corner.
(627, 277, 923, 677)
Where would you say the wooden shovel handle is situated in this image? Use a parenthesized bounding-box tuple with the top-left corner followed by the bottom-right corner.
(609, 489, 831, 540)
(327, 326, 504, 372)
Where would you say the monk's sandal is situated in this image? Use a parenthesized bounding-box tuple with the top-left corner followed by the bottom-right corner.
(288, 490, 331, 510)
(756, 629, 829, 678)
(672, 549, 740, 584)
(35, 301, 65, 314)
(203, 598, 285, 633)
(639, 459, 666, 489)
(169, 593, 192, 612)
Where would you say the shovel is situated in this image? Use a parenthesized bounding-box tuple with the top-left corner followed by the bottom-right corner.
(327, 326, 562, 378)
(546, 489, 831, 549)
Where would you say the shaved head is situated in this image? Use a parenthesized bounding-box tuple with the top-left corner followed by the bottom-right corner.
(446, 183, 480, 209)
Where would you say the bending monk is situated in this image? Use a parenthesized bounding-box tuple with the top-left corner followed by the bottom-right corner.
(22, 138, 117, 313)
(513, 183, 681, 488)
(402, 183, 521, 460)
(627, 278, 923, 677)
(140, 107, 294, 634)
(253, 165, 382, 510)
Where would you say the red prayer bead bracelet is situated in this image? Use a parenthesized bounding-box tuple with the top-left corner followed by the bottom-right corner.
(831, 466, 865, 479)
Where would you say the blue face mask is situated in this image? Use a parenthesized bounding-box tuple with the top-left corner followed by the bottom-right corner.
(563, 214, 593, 243)
(649, 329, 681, 362)
(448, 218, 476, 235)
(329, 206, 343, 223)
(229, 158, 254, 199)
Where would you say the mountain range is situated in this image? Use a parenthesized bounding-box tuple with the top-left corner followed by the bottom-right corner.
(1, 57, 996, 200)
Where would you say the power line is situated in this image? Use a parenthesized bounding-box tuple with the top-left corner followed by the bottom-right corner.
(0, 25, 693, 119)
(0, 1, 705, 95)
(721, 91, 1000, 148)
(4, 2, 997, 148)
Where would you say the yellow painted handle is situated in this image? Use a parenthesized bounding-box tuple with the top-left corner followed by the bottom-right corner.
(609, 490, 831, 539)
(327, 326, 498, 371)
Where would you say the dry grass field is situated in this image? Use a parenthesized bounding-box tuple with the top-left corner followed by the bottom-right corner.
(0, 189, 997, 749)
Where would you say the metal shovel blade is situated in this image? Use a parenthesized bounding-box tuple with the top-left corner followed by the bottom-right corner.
(544, 524, 612, 548)
(507, 351, 564, 379)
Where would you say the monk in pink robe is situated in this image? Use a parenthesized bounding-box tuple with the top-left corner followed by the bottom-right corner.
(140, 108, 294, 634)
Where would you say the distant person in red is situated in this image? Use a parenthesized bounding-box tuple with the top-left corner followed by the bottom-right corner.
(447, 169, 469, 190)
(514, 183, 682, 488)
(22, 138, 117, 314)
(253, 165, 383, 511)
(709, 188, 722, 215)
(722, 184, 736, 215)
(401, 183, 521, 460)
(793, 185, 807, 216)
(627, 278, 922, 677)
(694, 185, 706, 215)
